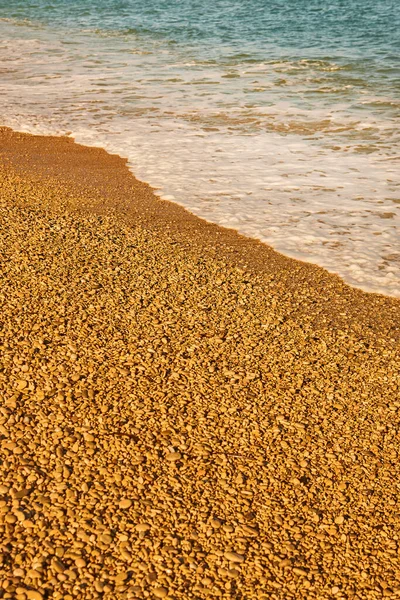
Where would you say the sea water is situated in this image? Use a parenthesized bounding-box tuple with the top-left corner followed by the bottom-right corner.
(0, 0, 399, 296)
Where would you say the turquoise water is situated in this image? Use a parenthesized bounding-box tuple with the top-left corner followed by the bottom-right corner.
(1, 0, 399, 295)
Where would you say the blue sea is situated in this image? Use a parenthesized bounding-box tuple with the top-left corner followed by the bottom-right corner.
(1, 0, 399, 295)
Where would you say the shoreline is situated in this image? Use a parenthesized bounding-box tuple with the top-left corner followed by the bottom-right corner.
(1, 126, 399, 339)
(3, 125, 400, 302)
(1, 125, 400, 599)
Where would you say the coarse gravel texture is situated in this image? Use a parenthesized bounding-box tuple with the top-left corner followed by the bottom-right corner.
(0, 128, 400, 600)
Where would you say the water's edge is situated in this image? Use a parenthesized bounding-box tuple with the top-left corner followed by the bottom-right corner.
(1, 3, 399, 297)
(3, 124, 399, 303)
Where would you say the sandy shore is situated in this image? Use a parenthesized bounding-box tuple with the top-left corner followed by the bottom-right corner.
(0, 126, 399, 600)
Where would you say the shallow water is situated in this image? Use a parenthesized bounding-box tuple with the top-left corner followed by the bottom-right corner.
(0, 0, 399, 296)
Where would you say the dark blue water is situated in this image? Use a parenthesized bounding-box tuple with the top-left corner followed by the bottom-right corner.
(1, 0, 399, 295)
(2, 0, 399, 53)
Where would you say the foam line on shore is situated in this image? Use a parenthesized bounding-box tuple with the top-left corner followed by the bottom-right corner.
(1, 126, 399, 334)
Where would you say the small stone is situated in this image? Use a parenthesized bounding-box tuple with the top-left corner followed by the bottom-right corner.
(153, 587, 169, 598)
(52, 559, 66, 573)
(332, 586, 340, 595)
(136, 523, 150, 532)
(293, 567, 308, 577)
(23, 520, 35, 529)
(13, 488, 30, 499)
(27, 569, 42, 579)
(227, 569, 240, 578)
(75, 558, 86, 568)
(100, 533, 112, 545)
(224, 552, 245, 563)
(210, 518, 222, 529)
(94, 581, 105, 592)
(241, 524, 258, 536)
(14, 568, 26, 577)
(165, 452, 181, 462)
(16, 380, 28, 391)
(334, 515, 345, 525)
(5, 514, 17, 524)
(119, 498, 132, 509)
(26, 591, 43, 600)
(0, 485, 9, 494)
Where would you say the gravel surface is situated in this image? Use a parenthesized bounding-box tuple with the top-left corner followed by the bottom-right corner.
(0, 128, 399, 600)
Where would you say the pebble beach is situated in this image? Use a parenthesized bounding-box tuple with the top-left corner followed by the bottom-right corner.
(0, 126, 400, 599)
